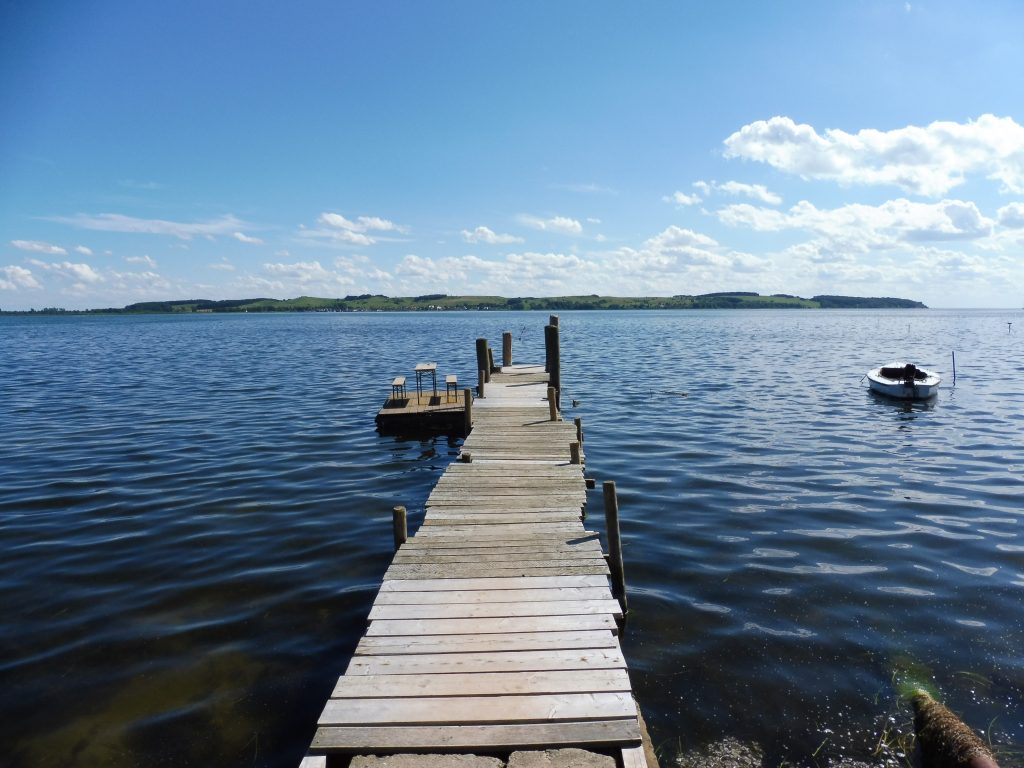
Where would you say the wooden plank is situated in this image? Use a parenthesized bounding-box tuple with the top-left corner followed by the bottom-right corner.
(392, 552, 604, 566)
(299, 757, 326, 768)
(346, 648, 626, 675)
(319, 691, 636, 726)
(368, 598, 623, 621)
(401, 533, 601, 547)
(383, 564, 610, 580)
(355, 630, 618, 655)
(311, 720, 642, 751)
(421, 517, 587, 527)
(365, 613, 617, 636)
(379, 575, 609, 591)
(622, 745, 649, 768)
(331, 669, 632, 698)
(395, 543, 603, 558)
(373, 587, 612, 605)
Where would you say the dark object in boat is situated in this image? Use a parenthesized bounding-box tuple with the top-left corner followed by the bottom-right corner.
(911, 690, 1000, 768)
(880, 363, 928, 384)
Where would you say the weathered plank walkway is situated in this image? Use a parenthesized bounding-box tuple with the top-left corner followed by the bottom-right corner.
(304, 361, 647, 767)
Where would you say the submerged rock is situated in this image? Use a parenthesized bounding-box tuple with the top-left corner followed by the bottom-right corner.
(675, 737, 763, 768)
(911, 690, 1000, 768)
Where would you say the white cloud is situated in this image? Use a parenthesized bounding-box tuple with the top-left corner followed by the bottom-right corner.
(28, 259, 104, 284)
(74, 245, 93, 256)
(724, 114, 1024, 196)
(0, 265, 42, 290)
(304, 212, 406, 247)
(518, 215, 583, 235)
(715, 181, 783, 205)
(125, 255, 158, 268)
(718, 198, 995, 244)
(210, 260, 236, 272)
(664, 191, 702, 206)
(997, 202, 1024, 228)
(461, 226, 524, 245)
(232, 231, 264, 245)
(11, 239, 67, 255)
(52, 213, 245, 239)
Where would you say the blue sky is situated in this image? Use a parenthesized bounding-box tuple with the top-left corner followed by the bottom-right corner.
(3, 1, 1024, 309)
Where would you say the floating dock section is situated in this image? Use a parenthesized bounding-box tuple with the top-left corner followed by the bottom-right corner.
(303, 323, 650, 768)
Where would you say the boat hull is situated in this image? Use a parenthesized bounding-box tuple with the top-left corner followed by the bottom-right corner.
(867, 363, 941, 400)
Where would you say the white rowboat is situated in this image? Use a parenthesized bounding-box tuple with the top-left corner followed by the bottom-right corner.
(867, 362, 941, 400)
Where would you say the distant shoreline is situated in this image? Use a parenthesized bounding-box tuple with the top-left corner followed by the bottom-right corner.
(0, 292, 928, 315)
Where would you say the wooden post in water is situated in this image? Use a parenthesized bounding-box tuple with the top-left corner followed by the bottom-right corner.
(476, 338, 490, 383)
(463, 387, 473, 434)
(502, 331, 512, 367)
(461, 451, 473, 463)
(392, 505, 407, 550)
(547, 386, 558, 421)
(549, 314, 559, 327)
(545, 323, 560, 406)
(478, 369, 486, 398)
(487, 346, 496, 374)
(574, 417, 583, 444)
(569, 441, 581, 465)
(603, 481, 627, 615)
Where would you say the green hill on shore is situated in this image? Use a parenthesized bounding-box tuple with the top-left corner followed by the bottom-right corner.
(5, 292, 928, 315)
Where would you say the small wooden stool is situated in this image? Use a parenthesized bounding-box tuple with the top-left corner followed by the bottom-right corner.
(445, 374, 458, 402)
(391, 376, 407, 400)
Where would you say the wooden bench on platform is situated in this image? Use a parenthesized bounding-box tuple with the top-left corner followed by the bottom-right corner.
(391, 376, 407, 400)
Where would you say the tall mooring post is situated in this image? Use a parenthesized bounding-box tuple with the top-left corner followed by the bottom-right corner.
(463, 387, 473, 435)
(502, 331, 512, 367)
(475, 338, 490, 384)
(544, 322, 560, 408)
(603, 481, 628, 615)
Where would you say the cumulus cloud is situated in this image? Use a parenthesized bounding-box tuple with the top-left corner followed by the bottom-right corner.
(518, 215, 583, 235)
(302, 212, 406, 247)
(997, 202, 1024, 228)
(74, 245, 93, 256)
(718, 198, 995, 244)
(28, 259, 104, 284)
(233, 231, 264, 245)
(51, 213, 245, 240)
(715, 181, 782, 205)
(461, 226, 524, 245)
(125, 255, 158, 268)
(664, 191, 702, 206)
(723, 114, 1024, 196)
(0, 265, 42, 290)
(11, 239, 67, 255)
(210, 259, 235, 271)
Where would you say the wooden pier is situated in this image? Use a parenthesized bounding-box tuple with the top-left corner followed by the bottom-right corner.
(304, 324, 650, 768)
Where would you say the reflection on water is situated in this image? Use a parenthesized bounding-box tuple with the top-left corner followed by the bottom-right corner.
(1, 309, 1022, 766)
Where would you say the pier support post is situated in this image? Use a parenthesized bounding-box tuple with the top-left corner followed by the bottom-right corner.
(603, 481, 628, 615)
(549, 314, 559, 327)
(574, 417, 583, 444)
(478, 369, 486, 398)
(502, 331, 512, 367)
(463, 387, 473, 434)
(487, 346, 496, 374)
(570, 441, 581, 465)
(545, 323, 560, 407)
(392, 505, 407, 550)
(461, 451, 473, 463)
(547, 386, 558, 421)
(476, 338, 490, 383)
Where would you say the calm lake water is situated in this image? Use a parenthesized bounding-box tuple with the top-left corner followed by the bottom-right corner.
(1, 309, 1022, 767)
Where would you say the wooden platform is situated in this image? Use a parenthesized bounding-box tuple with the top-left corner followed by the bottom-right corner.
(306, 363, 648, 767)
(375, 390, 467, 435)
